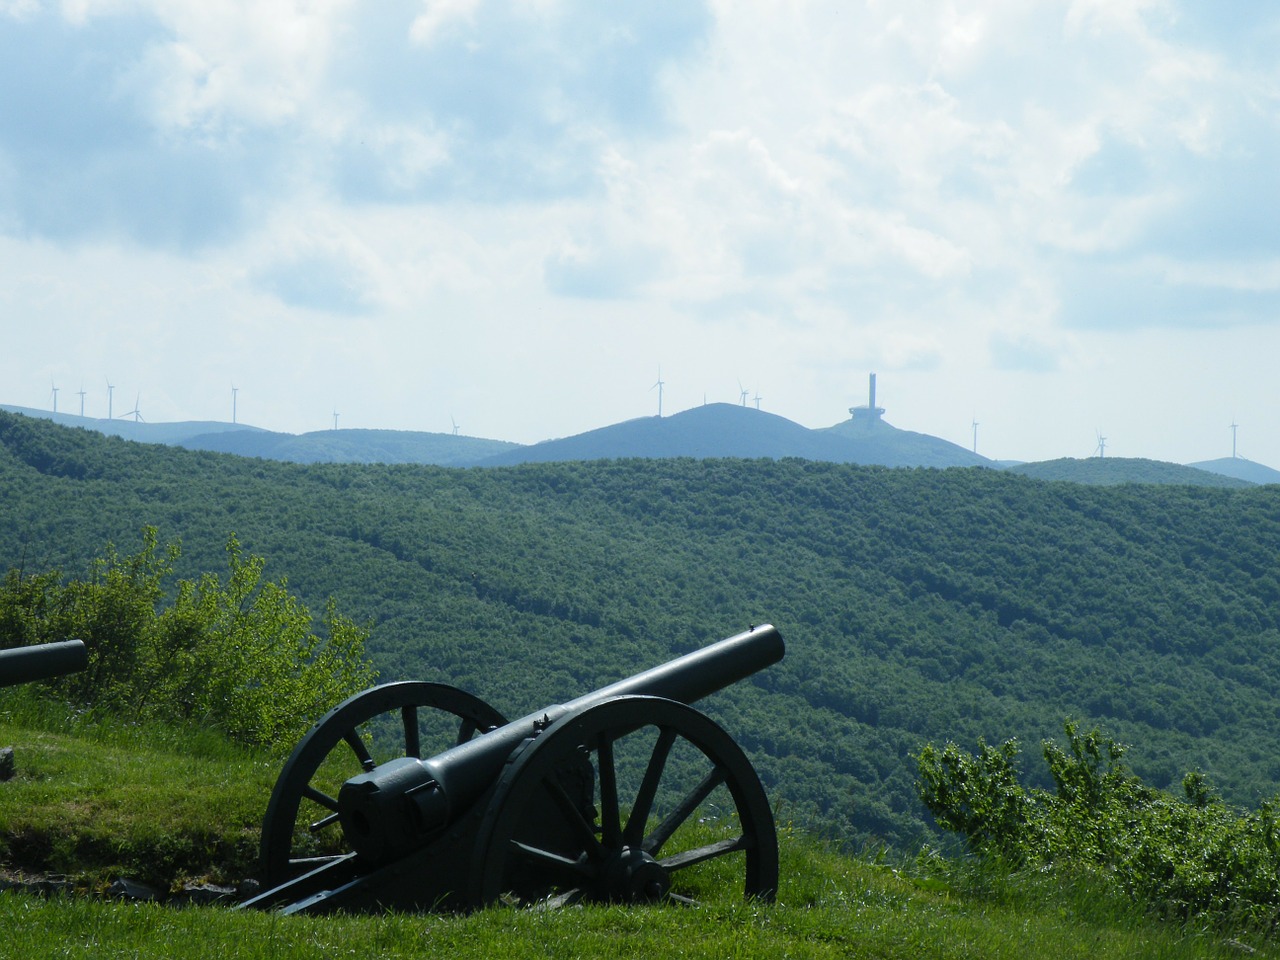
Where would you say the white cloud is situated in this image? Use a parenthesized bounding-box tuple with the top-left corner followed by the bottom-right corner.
(409, 0, 481, 46)
(3, 2, 1280, 465)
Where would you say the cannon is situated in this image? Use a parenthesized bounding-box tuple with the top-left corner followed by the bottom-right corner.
(0, 640, 88, 688)
(243, 624, 784, 914)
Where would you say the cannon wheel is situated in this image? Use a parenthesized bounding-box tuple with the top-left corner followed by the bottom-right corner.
(260, 681, 508, 886)
(470, 695, 777, 907)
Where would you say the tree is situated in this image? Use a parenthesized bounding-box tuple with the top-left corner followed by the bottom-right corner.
(1, 527, 377, 750)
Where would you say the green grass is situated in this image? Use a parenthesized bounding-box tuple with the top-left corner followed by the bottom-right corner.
(2, 852, 1271, 960)
(0, 690, 273, 886)
(1, 695, 1276, 959)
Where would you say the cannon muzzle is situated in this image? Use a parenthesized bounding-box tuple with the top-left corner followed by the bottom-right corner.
(0, 640, 88, 688)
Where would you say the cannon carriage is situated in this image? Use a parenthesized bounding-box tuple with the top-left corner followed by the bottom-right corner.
(244, 624, 785, 914)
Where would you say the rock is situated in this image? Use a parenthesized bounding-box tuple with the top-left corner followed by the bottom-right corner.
(107, 878, 164, 902)
(177, 883, 238, 907)
(0, 746, 14, 781)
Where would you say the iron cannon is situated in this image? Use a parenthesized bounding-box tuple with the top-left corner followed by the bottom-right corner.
(0, 640, 87, 688)
(243, 624, 785, 914)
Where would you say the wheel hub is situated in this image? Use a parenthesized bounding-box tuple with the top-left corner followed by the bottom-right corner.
(602, 846, 670, 903)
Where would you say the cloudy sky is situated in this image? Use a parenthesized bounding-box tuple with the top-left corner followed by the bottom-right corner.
(3, 1, 1279, 465)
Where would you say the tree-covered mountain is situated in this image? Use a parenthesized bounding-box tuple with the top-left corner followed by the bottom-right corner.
(3, 409, 1280, 850)
(1006, 457, 1253, 488)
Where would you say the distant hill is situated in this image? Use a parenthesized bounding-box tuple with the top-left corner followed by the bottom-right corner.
(4, 402, 1274, 479)
(180, 427, 519, 466)
(0, 404, 517, 466)
(478, 403, 993, 468)
(1005, 457, 1252, 488)
(0, 404, 266, 446)
(1187, 457, 1280, 485)
(821, 415, 989, 468)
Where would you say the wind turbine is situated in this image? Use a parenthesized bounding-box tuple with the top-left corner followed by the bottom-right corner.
(651, 367, 665, 418)
(972, 418, 979, 455)
(50, 381, 58, 414)
(738, 380, 749, 406)
(753, 391, 763, 411)
(105, 377, 115, 420)
(232, 384, 238, 425)
(77, 386, 86, 417)
(1230, 420, 1239, 459)
(1093, 431, 1106, 458)
(333, 411, 340, 431)
(121, 393, 143, 422)
(451, 415, 460, 436)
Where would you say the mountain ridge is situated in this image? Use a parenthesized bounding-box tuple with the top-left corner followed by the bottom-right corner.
(2, 401, 1273, 483)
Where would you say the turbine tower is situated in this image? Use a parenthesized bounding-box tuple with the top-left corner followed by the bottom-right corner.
(451, 415, 460, 436)
(753, 391, 762, 411)
(106, 377, 115, 421)
(333, 410, 340, 431)
(1230, 420, 1238, 459)
(651, 367, 665, 418)
(120, 393, 142, 422)
(77, 386, 86, 417)
(232, 384, 238, 425)
(738, 380, 749, 406)
(972, 418, 979, 455)
(50, 382, 58, 414)
(1094, 431, 1106, 458)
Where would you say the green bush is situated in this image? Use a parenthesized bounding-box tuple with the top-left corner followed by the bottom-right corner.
(0, 527, 376, 749)
(917, 720, 1280, 929)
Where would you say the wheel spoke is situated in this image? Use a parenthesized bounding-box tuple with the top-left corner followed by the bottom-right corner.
(308, 812, 341, 833)
(509, 840, 594, 879)
(456, 718, 478, 744)
(659, 835, 749, 872)
(624, 727, 676, 847)
(344, 729, 376, 772)
(401, 706, 420, 758)
(596, 734, 622, 848)
(545, 778, 604, 862)
(302, 784, 340, 813)
(644, 767, 726, 856)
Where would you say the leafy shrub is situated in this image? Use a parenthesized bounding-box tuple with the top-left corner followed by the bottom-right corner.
(0, 527, 377, 749)
(917, 720, 1280, 929)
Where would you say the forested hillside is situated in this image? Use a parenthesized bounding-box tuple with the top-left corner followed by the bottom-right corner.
(3, 410, 1280, 849)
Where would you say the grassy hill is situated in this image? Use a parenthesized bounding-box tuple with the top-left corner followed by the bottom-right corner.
(3, 410, 1280, 853)
(0, 704, 1270, 958)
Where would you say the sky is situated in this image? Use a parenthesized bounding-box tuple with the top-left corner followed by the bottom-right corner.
(3, 1, 1279, 466)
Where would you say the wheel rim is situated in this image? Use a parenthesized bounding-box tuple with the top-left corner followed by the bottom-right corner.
(260, 681, 508, 885)
(470, 695, 777, 907)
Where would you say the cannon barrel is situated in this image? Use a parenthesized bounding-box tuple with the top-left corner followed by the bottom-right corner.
(0, 640, 88, 688)
(338, 624, 783, 865)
